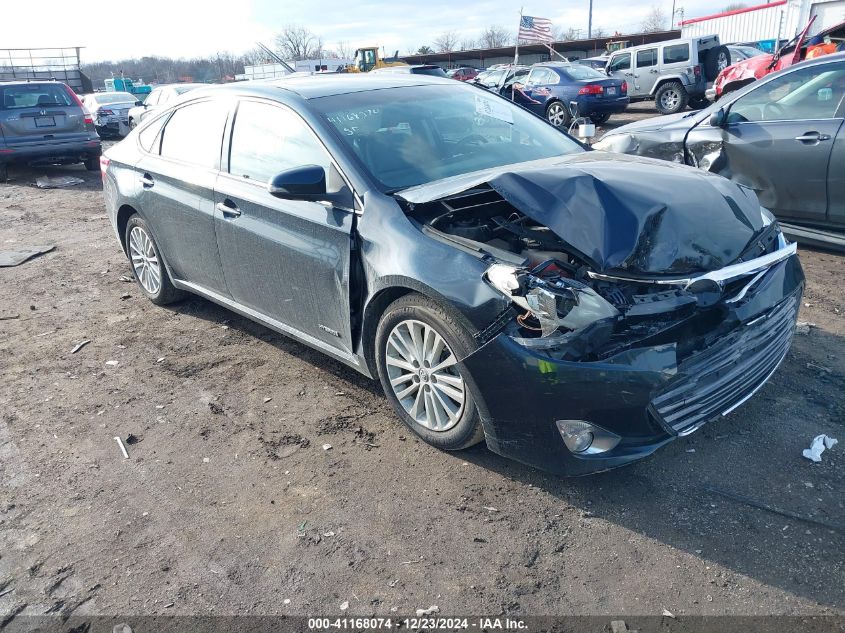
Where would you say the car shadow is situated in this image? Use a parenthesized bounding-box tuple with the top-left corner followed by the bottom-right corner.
(3, 161, 104, 192)
(154, 289, 844, 609)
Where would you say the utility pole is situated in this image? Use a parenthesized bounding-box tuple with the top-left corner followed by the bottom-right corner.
(588, 0, 593, 38)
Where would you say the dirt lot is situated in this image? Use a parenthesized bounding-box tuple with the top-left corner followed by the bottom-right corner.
(1, 103, 844, 622)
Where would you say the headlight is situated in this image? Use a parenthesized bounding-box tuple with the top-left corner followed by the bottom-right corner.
(486, 264, 619, 338)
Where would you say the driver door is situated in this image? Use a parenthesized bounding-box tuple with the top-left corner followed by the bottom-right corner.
(686, 61, 845, 223)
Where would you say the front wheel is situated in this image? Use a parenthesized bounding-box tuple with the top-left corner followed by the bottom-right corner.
(375, 293, 485, 450)
(590, 112, 611, 125)
(688, 96, 710, 110)
(546, 101, 571, 128)
(654, 81, 689, 115)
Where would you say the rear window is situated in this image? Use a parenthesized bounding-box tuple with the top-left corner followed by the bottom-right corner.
(159, 100, 229, 168)
(0, 84, 75, 110)
(562, 65, 608, 80)
(411, 66, 447, 77)
(94, 92, 136, 104)
(663, 43, 690, 64)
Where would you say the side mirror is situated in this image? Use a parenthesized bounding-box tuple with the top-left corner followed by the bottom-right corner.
(709, 107, 727, 127)
(268, 165, 327, 200)
(135, 100, 143, 106)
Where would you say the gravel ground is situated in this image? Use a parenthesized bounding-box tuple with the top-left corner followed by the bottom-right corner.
(0, 106, 843, 622)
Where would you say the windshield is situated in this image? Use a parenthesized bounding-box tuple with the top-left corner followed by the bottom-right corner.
(94, 92, 136, 104)
(562, 65, 608, 80)
(314, 84, 583, 190)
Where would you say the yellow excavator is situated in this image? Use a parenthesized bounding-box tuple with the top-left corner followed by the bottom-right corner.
(345, 47, 407, 73)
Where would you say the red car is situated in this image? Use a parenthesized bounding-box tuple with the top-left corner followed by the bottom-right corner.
(448, 67, 479, 81)
(712, 17, 845, 98)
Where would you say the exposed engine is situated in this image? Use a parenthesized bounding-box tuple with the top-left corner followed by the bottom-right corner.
(403, 185, 786, 361)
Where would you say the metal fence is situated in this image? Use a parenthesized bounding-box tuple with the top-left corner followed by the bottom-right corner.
(0, 47, 92, 93)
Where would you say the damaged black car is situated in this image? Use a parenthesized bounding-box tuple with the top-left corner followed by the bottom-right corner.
(102, 74, 804, 475)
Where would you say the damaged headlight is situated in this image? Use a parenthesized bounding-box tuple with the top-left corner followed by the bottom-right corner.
(486, 263, 620, 339)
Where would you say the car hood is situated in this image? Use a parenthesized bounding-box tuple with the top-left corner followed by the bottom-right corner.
(398, 152, 765, 276)
(716, 54, 775, 90)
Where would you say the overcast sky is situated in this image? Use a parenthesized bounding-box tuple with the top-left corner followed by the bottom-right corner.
(8, 0, 725, 62)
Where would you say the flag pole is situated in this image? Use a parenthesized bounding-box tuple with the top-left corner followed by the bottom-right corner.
(515, 7, 523, 65)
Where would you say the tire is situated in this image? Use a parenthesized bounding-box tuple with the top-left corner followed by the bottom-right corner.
(128, 117, 137, 130)
(654, 81, 689, 115)
(688, 96, 710, 110)
(375, 293, 485, 451)
(83, 156, 99, 171)
(704, 46, 731, 82)
(0, 163, 7, 182)
(545, 101, 571, 128)
(590, 112, 611, 125)
(124, 214, 184, 305)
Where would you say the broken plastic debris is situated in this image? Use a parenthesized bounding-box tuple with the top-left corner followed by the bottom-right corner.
(340, 601, 349, 611)
(105, 360, 119, 367)
(322, 443, 333, 451)
(114, 436, 129, 459)
(802, 434, 838, 463)
(70, 340, 91, 354)
(795, 321, 815, 335)
(35, 175, 84, 188)
(415, 606, 439, 617)
(662, 608, 675, 618)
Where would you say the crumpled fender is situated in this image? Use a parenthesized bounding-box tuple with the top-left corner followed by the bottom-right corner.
(715, 54, 774, 96)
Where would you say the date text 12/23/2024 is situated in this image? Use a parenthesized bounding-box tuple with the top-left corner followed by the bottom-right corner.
(308, 617, 528, 630)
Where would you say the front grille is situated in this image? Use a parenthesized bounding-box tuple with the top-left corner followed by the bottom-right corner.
(650, 293, 799, 435)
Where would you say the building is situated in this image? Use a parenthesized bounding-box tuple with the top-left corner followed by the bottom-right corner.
(399, 30, 681, 69)
(236, 58, 354, 81)
(680, 0, 845, 45)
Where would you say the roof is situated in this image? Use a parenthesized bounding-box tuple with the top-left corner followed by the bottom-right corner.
(680, 0, 787, 26)
(207, 73, 454, 100)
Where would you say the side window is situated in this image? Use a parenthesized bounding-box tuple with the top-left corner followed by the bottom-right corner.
(663, 44, 690, 64)
(637, 49, 657, 68)
(144, 90, 160, 106)
(159, 100, 229, 168)
(527, 69, 551, 85)
(728, 63, 845, 123)
(138, 114, 168, 153)
(229, 101, 332, 184)
(608, 53, 631, 72)
(481, 70, 505, 87)
(159, 90, 173, 105)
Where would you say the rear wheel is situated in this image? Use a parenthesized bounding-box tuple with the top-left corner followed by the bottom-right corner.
(128, 117, 137, 130)
(654, 81, 689, 115)
(546, 101, 571, 128)
(590, 112, 611, 124)
(84, 156, 99, 171)
(0, 163, 7, 182)
(375, 293, 484, 450)
(124, 214, 184, 305)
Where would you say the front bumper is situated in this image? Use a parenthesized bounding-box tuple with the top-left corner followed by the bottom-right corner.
(462, 255, 804, 476)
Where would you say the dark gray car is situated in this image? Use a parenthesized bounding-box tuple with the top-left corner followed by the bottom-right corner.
(595, 53, 845, 243)
(0, 80, 101, 180)
(102, 75, 803, 475)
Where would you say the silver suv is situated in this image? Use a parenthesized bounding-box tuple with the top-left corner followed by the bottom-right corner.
(0, 80, 101, 180)
(605, 36, 730, 114)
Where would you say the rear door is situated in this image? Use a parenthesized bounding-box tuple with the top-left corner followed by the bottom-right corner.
(0, 83, 87, 147)
(213, 98, 356, 355)
(686, 61, 845, 222)
(634, 48, 659, 94)
(519, 68, 556, 114)
(134, 98, 231, 294)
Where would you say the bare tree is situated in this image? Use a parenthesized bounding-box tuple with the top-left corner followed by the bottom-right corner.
(721, 2, 747, 10)
(433, 30, 460, 53)
(416, 45, 434, 55)
(553, 26, 582, 41)
(335, 41, 354, 59)
(274, 25, 323, 60)
(641, 6, 668, 32)
(592, 27, 607, 38)
(459, 37, 478, 51)
(479, 25, 512, 48)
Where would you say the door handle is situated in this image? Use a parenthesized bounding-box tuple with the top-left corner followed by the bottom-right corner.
(216, 200, 241, 218)
(140, 173, 154, 188)
(794, 132, 831, 143)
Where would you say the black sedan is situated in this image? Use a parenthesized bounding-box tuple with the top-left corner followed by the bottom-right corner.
(595, 53, 845, 247)
(102, 74, 803, 475)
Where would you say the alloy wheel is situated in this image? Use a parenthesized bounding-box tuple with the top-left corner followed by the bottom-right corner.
(547, 102, 567, 127)
(660, 89, 680, 111)
(128, 226, 162, 295)
(385, 319, 466, 431)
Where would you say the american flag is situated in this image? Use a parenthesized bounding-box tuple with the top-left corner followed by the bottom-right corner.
(518, 15, 553, 42)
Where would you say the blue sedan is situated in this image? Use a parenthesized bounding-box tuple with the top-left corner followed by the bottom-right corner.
(512, 62, 629, 127)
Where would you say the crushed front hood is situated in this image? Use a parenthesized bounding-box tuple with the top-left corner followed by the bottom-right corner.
(399, 152, 765, 275)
